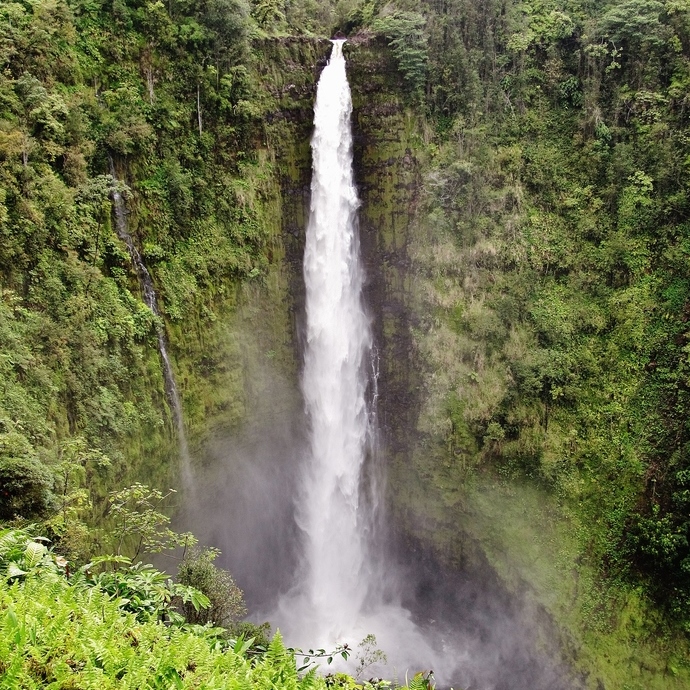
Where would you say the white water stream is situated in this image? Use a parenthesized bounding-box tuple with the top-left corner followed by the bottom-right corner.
(275, 40, 447, 681)
(109, 167, 193, 490)
(299, 38, 372, 636)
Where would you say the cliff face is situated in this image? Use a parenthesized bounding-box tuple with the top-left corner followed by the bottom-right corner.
(174, 36, 429, 489)
(348, 39, 423, 467)
(168, 38, 329, 448)
(345, 43, 582, 690)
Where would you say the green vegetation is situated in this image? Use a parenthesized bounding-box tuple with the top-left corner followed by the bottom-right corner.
(364, 0, 690, 685)
(370, 10, 428, 95)
(0, 0, 333, 515)
(4, 0, 690, 686)
(2, 577, 288, 690)
(178, 547, 247, 627)
(421, 0, 690, 617)
(0, 527, 310, 689)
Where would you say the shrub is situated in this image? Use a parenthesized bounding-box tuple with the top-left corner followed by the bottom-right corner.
(177, 547, 246, 627)
(0, 456, 53, 521)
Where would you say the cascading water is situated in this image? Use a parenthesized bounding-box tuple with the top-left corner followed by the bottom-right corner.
(181, 41, 579, 690)
(275, 39, 445, 680)
(299, 37, 373, 638)
(109, 167, 193, 489)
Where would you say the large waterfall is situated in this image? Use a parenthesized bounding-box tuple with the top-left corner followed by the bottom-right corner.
(275, 39, 443, 680)
(299, 38, 373, 638)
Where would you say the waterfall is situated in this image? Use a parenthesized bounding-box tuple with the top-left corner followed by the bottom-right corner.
(109, 166, 192, 487)
(274, 40, 444, 680)
(299, 38, 373, 637)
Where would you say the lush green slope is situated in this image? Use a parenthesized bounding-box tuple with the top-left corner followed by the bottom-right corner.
(0, 0, 332, 516)
(0, 527, 424, 690)
(0, 0, 251, 510)
(363, 0, 690, 686)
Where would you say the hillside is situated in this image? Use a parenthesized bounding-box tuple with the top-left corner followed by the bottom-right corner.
(2, 1, 690, 688)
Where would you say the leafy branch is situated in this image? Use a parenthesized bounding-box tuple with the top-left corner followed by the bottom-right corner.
(288, 643, 352, 672)
(107, 483, 196, 558)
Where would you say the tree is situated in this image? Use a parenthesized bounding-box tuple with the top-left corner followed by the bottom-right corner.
(372, 11, 429, 95)
(600, 0, 667, 50)
(107, 483, 195, 558)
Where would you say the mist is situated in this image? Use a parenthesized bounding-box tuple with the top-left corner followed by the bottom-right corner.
(178, 374, 578, 690)
(173, 297, 579, 690)
(177, 41, 579, 690)
(177, 349, 305, 611)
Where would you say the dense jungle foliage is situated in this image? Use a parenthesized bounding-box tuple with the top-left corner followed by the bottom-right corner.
(3, 0, 690, 686)
(404, 0, 690, 631)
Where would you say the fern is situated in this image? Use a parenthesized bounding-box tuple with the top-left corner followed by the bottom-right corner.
(0, 531, 394, 689)
(408, 671, 434, 690)
(0, 575, 334, 690)
(299, 668, 322, 690)
(0, 528, 19, 556)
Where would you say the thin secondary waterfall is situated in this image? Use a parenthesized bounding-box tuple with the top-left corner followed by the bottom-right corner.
(299, 38, 373, 638)
(109, 168, 192, 487)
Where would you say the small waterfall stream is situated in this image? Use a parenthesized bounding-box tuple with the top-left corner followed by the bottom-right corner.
(109, 167, 192, 487)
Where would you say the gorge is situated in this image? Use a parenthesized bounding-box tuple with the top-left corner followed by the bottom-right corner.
(3, 2, 690, 689)
(185, 38, 572, 689)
